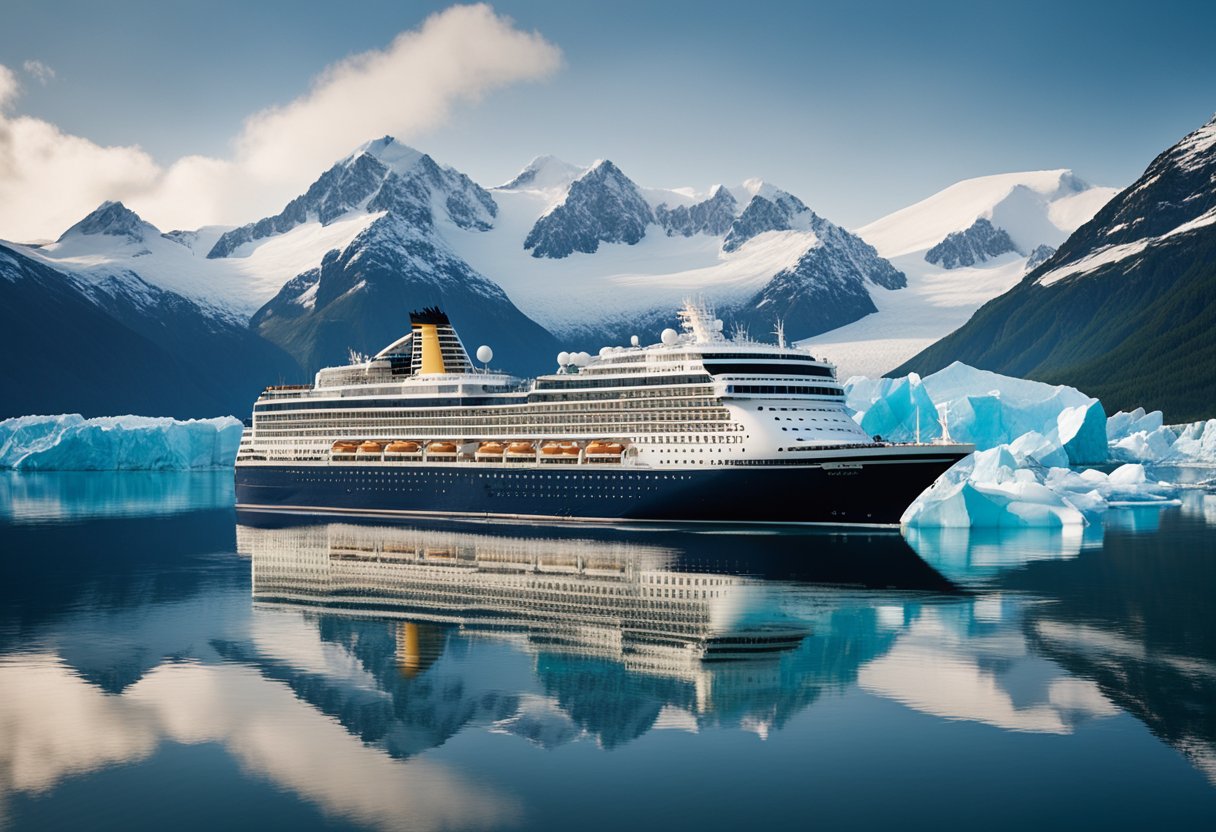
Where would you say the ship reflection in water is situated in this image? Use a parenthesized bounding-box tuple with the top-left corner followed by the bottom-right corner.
(2, 479, 1216, 831)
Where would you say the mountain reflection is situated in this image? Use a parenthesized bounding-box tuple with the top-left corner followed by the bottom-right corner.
(4, 496, 1216, 829)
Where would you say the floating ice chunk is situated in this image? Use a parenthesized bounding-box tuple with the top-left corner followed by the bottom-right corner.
(1056, 403, 1108, 466)
(1008, 431, 1069, 468)
(1106, 407, 1163, 441)
(1169, 418, 1216, 463)
(1110, 427, 1177, 462)
(901, 447, 1087, 529)
(845, 362, 1107, 465)
(0, 414, 243, 470)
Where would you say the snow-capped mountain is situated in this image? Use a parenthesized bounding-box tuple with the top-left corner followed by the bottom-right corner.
(896, 115, 1216, 421)
(655, 186, 737, 237)
(924, 218, 1019, 269)
(806, 169, 1118, 378)
(453, 158, 906, 346)
(523, 160, 653, 258)
(208, 136, 496, 259)
(0, 133, 1118, 418)
(0, 232, 298, 419)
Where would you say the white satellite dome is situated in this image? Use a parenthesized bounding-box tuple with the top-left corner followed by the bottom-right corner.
(599, 346, 612, 357)
(630, 335, 640, 347)
(573, 351, 591, 366)
(476, 345, 493, 363)
(660, 328, 678, 345)
(557, 351, 571, 366)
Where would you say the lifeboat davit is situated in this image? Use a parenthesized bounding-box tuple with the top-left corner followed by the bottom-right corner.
(358, 441, 384, 454)
(427, 441, 458, 454)
(587, 441, 625, 455)
(386, 441, 420, 454)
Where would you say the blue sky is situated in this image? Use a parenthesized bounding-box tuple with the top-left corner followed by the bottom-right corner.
(2, 0, 1214, 233)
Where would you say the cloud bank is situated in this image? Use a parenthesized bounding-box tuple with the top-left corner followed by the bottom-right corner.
(0, 4, 561, 241)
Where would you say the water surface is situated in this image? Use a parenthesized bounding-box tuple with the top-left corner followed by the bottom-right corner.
(2, 472, 1215, 831)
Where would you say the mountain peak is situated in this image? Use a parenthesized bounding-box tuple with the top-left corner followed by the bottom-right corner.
(497, 155, 585, 191)
(346, 135, 426, 175)
(58, 200, 159, 243)
(523, 159, 651, 258)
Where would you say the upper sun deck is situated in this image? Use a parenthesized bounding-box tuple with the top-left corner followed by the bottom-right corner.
(258, 299, 838, 404)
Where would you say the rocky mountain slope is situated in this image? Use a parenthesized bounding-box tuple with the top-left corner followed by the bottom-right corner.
(894, 115, 1216, 421)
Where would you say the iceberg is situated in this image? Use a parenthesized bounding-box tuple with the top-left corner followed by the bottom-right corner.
(901, 449, 1181, 529)
(1106, 409, 1216, 464)
(1171, 418, 1216, 463)
(0, 414, 243, 470)
(844, 362, 1107, 465)
(900, 447, 1088, 529)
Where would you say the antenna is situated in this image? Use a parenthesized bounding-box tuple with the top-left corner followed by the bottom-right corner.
(915, 406, 921, 445)
(773, 318, 786, 349)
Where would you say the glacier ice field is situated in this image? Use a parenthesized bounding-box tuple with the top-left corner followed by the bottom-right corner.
(0, 414, 242, 470)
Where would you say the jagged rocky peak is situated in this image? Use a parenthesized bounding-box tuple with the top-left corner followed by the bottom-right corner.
(656, 186, 738, 237)
(207, 136, 496, 259)
(523, 160, 653, 258)
(721, 187, 812, 252)
(1025, 243, 1057, 271)
(58, 201, 159, 243)
(497, 155, 586, 191)
(924, 217, 1021, 269)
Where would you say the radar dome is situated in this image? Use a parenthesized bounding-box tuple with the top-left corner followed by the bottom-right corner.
(573, 352, 591, 366)
(557, 351, 571, 366)
(476, 345, 493, 363)
(630, 335, 640, 347)
(660, 328, 678, 345)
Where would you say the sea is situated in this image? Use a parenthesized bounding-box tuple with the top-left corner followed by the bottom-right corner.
(1, 469, 1215, 831)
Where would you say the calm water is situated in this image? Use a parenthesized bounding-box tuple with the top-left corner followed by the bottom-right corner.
(2, 470, 1216, 831)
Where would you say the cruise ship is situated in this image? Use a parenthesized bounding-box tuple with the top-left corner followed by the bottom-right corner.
(235, 301, 971, 525)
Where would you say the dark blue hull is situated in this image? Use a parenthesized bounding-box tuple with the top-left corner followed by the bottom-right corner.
(235, 452, 966, 526)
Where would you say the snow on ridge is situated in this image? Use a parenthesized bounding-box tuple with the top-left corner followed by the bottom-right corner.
(347, 135, 426, 175)
(495, 154, 587, 192)
(1036, 205, 1216, 287)
(856, 170, 1115, 259)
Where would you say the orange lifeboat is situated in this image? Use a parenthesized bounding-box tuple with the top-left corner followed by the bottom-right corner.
(427, 441, 458, 454)
(506, 442, 535, 455)
(559, 443, 580, 456)
(331, 440, 359, 453)
(541, 442, 563, 456)
(386, 441, 420, 454)
(358, 441, 384, 454)
(587, 441, 625, 455)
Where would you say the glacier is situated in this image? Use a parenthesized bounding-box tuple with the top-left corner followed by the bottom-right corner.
(844, 361, 1108, 465)
(0, 414, 243, 470)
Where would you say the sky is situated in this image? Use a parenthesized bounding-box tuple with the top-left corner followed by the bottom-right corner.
(1, 0, 1214, 240)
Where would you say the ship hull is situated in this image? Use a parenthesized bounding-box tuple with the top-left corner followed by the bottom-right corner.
(235, 451, 965, 526)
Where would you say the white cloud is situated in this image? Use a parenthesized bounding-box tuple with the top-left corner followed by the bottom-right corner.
(0, 64, 18, 110)
(22, 60, 56, 85)
(0, 4, 561, 241)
